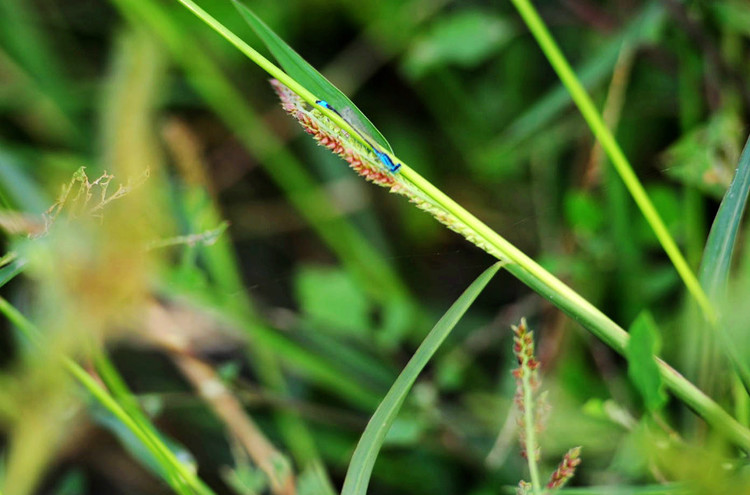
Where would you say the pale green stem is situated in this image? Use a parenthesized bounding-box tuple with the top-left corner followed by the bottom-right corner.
(521, 364, 542, 494)
(507, 0, 716, 324)
(174, 0, 750, 451)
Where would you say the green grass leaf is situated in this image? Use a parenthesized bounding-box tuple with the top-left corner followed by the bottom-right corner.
(482, 2, 665, 165)
(698, 133, 750, 301)
(626, 312, 667, 413)
(90, 403, 196, 481)
(231, 0, 392, 153)
(694, 133, 750, 390)
(341, 262, 502, 495)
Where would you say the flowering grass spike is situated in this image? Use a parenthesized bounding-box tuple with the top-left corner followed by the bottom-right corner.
(512, 319, 581, 494)
(270, 79, 507, 261)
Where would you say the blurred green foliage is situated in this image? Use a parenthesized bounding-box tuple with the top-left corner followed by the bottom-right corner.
(0, 0, 749, 494)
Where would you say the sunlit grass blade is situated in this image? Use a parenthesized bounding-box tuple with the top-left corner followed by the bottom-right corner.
(485, 2, 665, 158)
(507, 0, 715, 323)
(341, 262, 503, 495)
(230, 0, 391, 152)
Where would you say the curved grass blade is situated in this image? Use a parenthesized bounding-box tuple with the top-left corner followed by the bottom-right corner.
(695, 134, 750, 388)
(699, 134, 750, 300)
(230, 0, 392, 153)
(341, 262, 503, 495)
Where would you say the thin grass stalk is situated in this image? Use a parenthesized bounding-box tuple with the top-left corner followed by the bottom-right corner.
(507, 0, 715, 323)
(507, 0, 750, 395)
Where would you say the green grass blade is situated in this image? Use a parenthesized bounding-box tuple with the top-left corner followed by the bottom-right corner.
(230, 0, 392, 152)
(341, 262, 503, 495)
(698, 134, 750, 300)
(507, 0, 715, 323)
(695, 134, 750, 388)
(486, 2, 664, 156)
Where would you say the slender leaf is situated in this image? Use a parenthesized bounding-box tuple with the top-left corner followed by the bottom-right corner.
(483, 2, 665, 158)
(341, 262, 502, 495)
(698, 134, 750, 300)
(231, 0, 392, 152)
(90, 402, 196, 480)
(695, 133, 750, 391)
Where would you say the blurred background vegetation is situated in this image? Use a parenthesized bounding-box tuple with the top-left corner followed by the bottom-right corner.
(1, 0, 749, 494)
